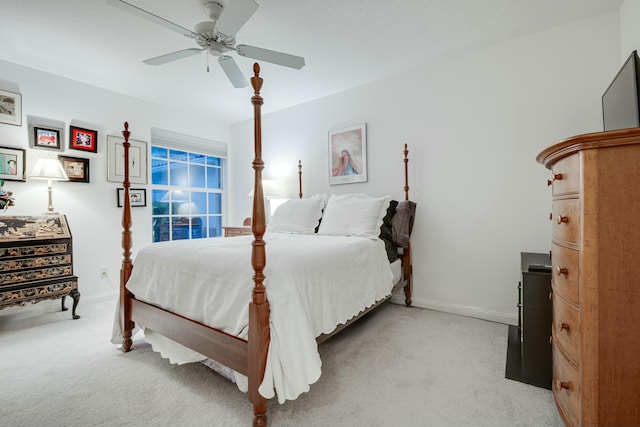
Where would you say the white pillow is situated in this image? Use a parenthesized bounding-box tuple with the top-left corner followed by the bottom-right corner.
(268, 198, 324, 234)
(309, 193, 329, 210)
(317, 194, 391, 238)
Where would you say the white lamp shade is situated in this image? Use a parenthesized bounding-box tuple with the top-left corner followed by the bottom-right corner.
(247, 179, 284, 198)
(29, 158, 69, 181)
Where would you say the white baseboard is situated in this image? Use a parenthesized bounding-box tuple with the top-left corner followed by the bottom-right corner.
(391, 294, 517, 325)
(82, 291, 117, 305)
(0, 291, 116, 325)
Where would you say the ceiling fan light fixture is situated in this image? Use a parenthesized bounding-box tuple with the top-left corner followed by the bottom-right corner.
(206, 41, 227, 56)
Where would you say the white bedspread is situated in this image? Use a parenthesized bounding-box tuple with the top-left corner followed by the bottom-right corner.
(123, 231, 394, 403)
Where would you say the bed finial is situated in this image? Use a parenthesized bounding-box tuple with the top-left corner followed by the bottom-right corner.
(298, 160, 303, 199)
(251, 63, 263, 94)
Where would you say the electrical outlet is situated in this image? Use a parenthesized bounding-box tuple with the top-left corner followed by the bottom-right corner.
(99, 266, 109, 278)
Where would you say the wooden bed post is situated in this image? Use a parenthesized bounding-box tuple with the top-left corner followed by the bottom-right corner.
(298, 160, 303, 199)
(403, 143, 410, 202)
(247, 63, 270, 427)
(120, 122, 135, 351)
(402, 143, 412, 307)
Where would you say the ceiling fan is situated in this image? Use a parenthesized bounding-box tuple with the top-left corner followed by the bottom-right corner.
(106, 0, 305, 88)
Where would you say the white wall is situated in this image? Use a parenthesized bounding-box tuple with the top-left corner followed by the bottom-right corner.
(621, 0, 640, 57)
(229, 11, 620, 324)
(1, 8, 626, 325)
(0, 60, 229, 315)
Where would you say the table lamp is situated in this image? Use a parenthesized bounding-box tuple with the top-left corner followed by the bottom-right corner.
(29, 157, 69, 214)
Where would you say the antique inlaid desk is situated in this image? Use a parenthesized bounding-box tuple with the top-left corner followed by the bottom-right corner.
(0, 215, 80, 319)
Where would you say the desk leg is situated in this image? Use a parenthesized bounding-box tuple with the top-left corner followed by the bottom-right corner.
(61, 290, 81, 319)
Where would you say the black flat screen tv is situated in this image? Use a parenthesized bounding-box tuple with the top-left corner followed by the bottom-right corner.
(602, 50, 640, 131)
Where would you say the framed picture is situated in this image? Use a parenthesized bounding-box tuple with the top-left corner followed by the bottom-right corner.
(328, 122, 367, 185)
(117, 188, 146, 207)
(0, 89, 22, 127)
(58, 155, 90, 183)
(0, 146, 26, 182)
(33, 126, 62, 150)
(69, 126, 98, 153)
(107, 135, 148, 184)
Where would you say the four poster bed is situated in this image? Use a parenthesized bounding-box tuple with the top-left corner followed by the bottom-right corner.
(117, 64, 416, 427)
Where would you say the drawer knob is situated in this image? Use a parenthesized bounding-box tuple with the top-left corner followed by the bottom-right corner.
(557, 215, 569, 224)
(555, 379, 570, 391)
(547, 173, 563, 186)
(556, 266, 568, 276)
(559, 322, 570, 332)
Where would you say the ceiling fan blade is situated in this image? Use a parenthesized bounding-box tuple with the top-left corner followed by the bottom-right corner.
(216, 0, 259, 37)
(106, 0, 195, 38)
(218, 56, 249, 88)
(143, 48, 204, 66)
(235, 45, 305, 70)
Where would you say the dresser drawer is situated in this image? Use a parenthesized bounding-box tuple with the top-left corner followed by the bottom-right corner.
(552, 296, 580, 364)
(0, 243, 69, 258)
(551, 154, 580, 196)
(0, 254, 72, 273)
(0, 265, 73, 286)
(553, 343, 580, 427)
(552, 198, 580, 246)
(551, 244, 579, 305)
(0, 276, 78, 309)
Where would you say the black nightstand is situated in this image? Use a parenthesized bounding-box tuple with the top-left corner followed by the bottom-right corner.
(505, 252, 552, 389)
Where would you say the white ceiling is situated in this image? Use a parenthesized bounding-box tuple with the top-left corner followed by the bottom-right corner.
(0, 0, 623, 125)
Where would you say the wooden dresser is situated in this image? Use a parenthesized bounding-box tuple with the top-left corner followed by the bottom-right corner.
(0, 215, 80, 319)
(537, 128, 640, 426)
(223, 226, 252, 237)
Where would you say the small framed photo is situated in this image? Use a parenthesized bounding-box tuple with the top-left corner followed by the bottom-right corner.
(328, 122, 367, 185)
(117, 188, 146, 207)
(0, 89, 22, 127)
(33, 126, 62, 150)
(0, 146, 26, 182)
(69, 126, 98, 153)
(58, 155, 90, 183)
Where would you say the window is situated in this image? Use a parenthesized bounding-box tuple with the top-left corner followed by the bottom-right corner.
(151, 146, 223, 242)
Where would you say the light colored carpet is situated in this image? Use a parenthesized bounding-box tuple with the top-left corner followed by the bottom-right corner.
(0, 297, 563, 427)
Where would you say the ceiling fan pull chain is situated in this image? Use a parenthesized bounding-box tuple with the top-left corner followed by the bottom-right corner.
(207, 47, 210, 72)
